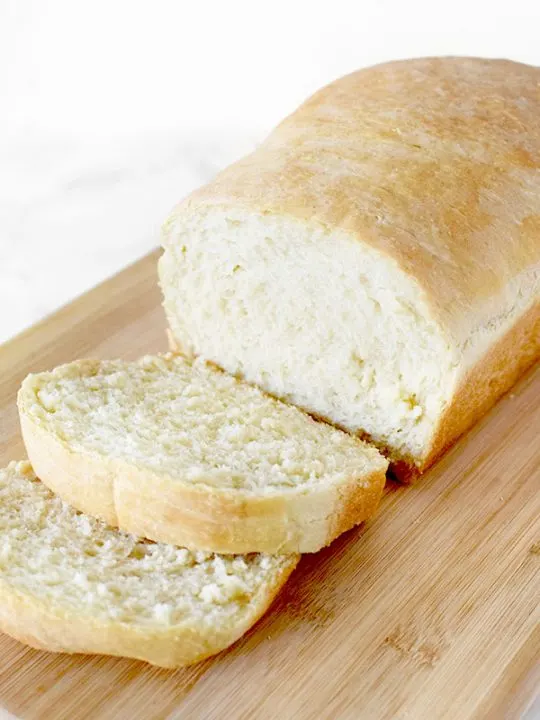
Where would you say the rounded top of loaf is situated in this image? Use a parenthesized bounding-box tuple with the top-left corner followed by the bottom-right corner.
(167, 57, 540, 347)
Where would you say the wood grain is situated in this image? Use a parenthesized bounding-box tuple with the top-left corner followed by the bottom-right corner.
(0, 250, 538, 720)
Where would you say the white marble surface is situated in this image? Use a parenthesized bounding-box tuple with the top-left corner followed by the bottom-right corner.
(1, 0, 539, 345)
(0, 128, 255, 343)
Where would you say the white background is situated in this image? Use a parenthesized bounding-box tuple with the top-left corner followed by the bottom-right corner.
(1, 0, 539, 343)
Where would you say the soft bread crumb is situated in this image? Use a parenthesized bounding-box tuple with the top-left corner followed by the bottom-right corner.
(20, 355, 385, 494)
(0, 462, 297, 628)
(159, 210, 455, 464)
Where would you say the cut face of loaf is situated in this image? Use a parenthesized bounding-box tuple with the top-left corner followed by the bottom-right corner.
(18, 355, 387, 554)
(159, 57, 540, 478)
(160, 213, 452, 472)
(0, 462, 298, 668)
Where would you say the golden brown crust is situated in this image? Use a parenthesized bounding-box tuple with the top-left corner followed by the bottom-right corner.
(422, 301, 540, 472)
(19, 411, 387, 554)
(174, 58, 540, 347)
(327, 468, 385, 540)
(0, 561, 297, 668)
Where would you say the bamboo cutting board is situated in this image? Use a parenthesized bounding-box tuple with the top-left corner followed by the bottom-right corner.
(0, 251, 538, 720)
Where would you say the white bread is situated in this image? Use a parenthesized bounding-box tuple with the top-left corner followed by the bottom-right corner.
(159, 57, 540, 480)
(18, 355, 387, 553)
(0, 461, 298, 668)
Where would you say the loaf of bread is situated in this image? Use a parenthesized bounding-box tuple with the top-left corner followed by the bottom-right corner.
(18, 355, 387, 553)
(159, 57, 540, 479)
(0, 462, 297, 668)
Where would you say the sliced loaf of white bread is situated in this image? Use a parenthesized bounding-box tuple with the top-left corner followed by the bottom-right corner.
(18, 354, 387, 554)
(0, 461, 298, 668)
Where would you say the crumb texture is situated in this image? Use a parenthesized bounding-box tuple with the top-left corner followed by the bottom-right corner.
(0, 462, 296, 628)
(160, 214, 453, 463)
(21, 355, 384, 493)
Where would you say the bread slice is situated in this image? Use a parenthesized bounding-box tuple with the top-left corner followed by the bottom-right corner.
(159, 58, 540, 480)
(18, 355, 387, 553)
(0, 461, 298, 668)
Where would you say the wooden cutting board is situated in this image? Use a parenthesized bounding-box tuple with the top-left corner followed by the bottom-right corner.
(0, 251, 538, 720)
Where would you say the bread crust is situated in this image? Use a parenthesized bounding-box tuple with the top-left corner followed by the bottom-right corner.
(0, 556, 297, 669)
(423, 301, 540, 468)
(19, 404, 386, 555)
